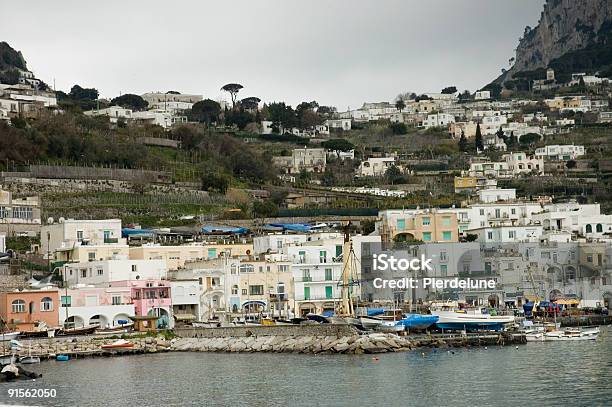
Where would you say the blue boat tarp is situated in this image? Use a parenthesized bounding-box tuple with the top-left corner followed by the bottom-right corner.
(321, 310, 335, 317)
(267, 223, 312, 232)
(367, 308, 386, 317)
(395, 314, 439, 329)
(201, 226, 249, 235)
(523, 302, 535, 316)
(122, 228, 155, 237)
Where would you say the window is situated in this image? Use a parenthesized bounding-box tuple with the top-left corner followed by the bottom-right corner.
(336, 245, 343, 257)
(319, 251, 327, 263)
(302, 269, 311, 282)
(596, 224, 603, 233)
(422, 217, 431, 226)
(509, 231, 516, 239)
(422, 232, 432, 242)
(0, 207, 9, 218)
(77, 230, 83, 241)
(325, 268, 333, 281)
(242, 289, 247, 295)
(230, 264, 238, 275)
(259, 266, 263, 273)
(88, 252, 96, 261)
(276, 240, 283, 249)
(61, 296, 71, 307)
(487, 231, 493, 240)
(442, 217, 451, 226)
(511, 208, 516, 215)
(12, 207, 33, 219)
(279, 265, 289, 273)
(103, 230, 111, 241)
(231, 285, 239, 295)
(249, 285, 264, 296)
(207, 248, 217, 258)
(11, 299, 25, 313)
(304, 287, 310, 300)
(442, 231, 452, 241)
(266, 266, 270, 272)
(586, 224, 592, 233)
(239, 264, 254, 273)
(298, 251, 306, 263)
(97, 268, 103, 276)
(131, 264, 137, 272)
(112, 296, 121, 305)
(440, 251, 447, 262)
(480, 209, 485, 216)
(397, 219, 406, 230)
(440, 264, 448, 276)
(325, 286, 333, 299)
(81, 269, 87, 278)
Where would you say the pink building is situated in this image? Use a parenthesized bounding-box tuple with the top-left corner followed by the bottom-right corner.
(110, 280, 172, 328)
(58, 286, 134, 329)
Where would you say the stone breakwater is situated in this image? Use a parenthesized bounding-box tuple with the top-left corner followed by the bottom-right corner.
(171, 333, 427, 354)
(2, 336, 173, 359)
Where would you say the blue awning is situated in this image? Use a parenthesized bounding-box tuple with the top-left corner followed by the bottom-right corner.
(367, 308, 385, 316)
(266, 223, 312, 232)
(122, 228, 155, 237)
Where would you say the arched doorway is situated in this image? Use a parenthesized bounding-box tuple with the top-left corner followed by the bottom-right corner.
(299, 302, 316, 317)
(488, 294, 500, 307)
(89, 314, 109, 328)
(64, 315, 85, 329)
(549, 289, 563, 301)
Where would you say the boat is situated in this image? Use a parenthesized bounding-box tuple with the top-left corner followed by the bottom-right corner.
(0, 355, 16, 365)
(377, 320, 405, 333)
(101, 339, 134, 349)
(56, 355, 70, 362)
(58, 324, 99, 336)
(18, 356, 40, 364)
(192, 321, 222, 328)
(0, 332, 20, 341)
(544, 326, 600, 341)
(305, 314, 331, 324)
(395, 314, 439, 330)
(94, 323, 134, 335)
(359, 316, 384, 330)
(432, 306, 515, 331)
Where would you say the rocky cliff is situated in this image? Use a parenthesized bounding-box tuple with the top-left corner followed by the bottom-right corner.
(497, 0, 612, 85)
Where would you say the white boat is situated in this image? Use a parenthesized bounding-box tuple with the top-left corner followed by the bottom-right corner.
(18, 356, 41, 364)
(0, 331, 20, 341)
(376, 320, 405, 333)
(359, 316, 384, 330)
(432, 307, 515, 331)
(544, 326, 600, 341)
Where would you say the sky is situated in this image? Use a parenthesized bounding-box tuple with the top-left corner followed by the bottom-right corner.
(1, 0, 544, 110)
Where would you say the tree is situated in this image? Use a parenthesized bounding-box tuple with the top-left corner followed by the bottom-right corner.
(111, 94, 148, 111)
(321, 139, 354, 152)
(252, 200, 278, 218)
(395, 99, 406, 112)
(390, 122, 407, 135)
(458, 130, 468, 152)
(191, 99, 221, 125)
(566, 159, 577, 169)
(441, 86, 457, 94)
(506, 131, 518, 149)
(316, 105, 336, 116)
(69, 85, 98, 101)
(474, 123, 484, 151)
(221, 83, 243, 109)
(241, 96, 261, 111)
(296, 101, 322, 129)
(201, 173, 230, 194)
(458, 90, 471, 102)
(519, 133, 541, 146)
(385, 165, 402, 184)
(268, 102, 297, 133)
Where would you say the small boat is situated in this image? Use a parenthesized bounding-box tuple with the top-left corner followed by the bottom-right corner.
(0, 332, 20, 341)
(18, 356, 40, 364)
(377, 320, 405, 333)
(359, 316, 384, 330)
(56, 355, 70, 362)
(0, 354, 16, 365)
(544, 326, 600, 341)
(94, 323, 134, 335)
(261, 318, 276, 326)
(20, 328, 57, 338)
(305, 314, 331, 324)
(101, 339, 134, 349)
(59, 324, 99, 336)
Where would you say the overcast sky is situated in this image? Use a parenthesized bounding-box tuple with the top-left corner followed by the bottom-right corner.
(1, 0, 544, 109)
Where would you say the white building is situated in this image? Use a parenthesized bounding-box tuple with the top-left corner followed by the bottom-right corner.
(475, 91, 491, 100)
(84, 106, 132, 124)
(503, 152, 544, 176)
(170, 279, 202, 322)
(62, 259, 167, 287)
(356, 157, 398, 177)
(141, 92, 202, 105)
(41, 219, 124, 260)
(465, 161, 511, 178)
(325, 119, 351, 131)
(272, 148, 327, 174)
(423, 113, 455, 128)
(468, 225, 543, 243)
(58, 285, 135, 329)
(535, 145, 585, 161)
(477, 188, 517, 203)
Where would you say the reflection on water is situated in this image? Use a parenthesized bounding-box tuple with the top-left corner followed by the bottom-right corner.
(1, 328, 611, 407)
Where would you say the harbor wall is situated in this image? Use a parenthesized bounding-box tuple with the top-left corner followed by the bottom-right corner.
(173, 324, 359, 338)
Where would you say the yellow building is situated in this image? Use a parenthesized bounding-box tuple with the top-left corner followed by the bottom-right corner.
(378, 210, 459, 243)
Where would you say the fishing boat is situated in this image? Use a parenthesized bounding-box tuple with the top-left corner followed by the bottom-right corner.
(377, 320, 405, 333)
(94, 323, 134, 335)
(544, 326, 600, 341)
(0, 332, 20, 341)
(18, 356, 40, 364)
(101, 339, 134, 349)
(432, 306, 515, 331)
(58, 324, 99, 336)
(305, 314, 331, 324)
(395, 314, 439, 330)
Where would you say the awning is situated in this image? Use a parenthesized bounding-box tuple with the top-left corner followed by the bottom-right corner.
(173, 313, 196, 321)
